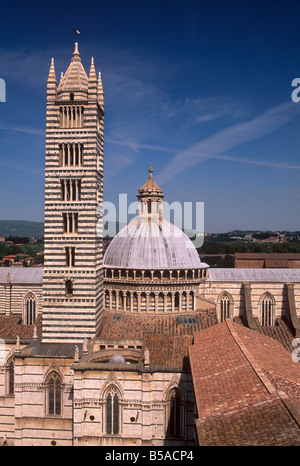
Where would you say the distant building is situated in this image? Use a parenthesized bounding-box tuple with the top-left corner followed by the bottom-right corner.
(235, 253, 300, 269)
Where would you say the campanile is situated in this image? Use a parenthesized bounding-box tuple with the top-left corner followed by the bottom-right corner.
(42, 43, 104, 342)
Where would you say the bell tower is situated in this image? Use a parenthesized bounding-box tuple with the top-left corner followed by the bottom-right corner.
(42, 43, 104, 342)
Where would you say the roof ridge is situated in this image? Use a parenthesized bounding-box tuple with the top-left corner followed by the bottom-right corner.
(225, 320, 277, 395)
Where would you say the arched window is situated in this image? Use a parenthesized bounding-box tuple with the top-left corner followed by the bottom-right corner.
(218, 292, 233, 322)
(6, 359, 14, 395)
(105, 386, 120, 435)
(260, 293, 274, 326)
(47, 373, 62, 416)
(166, 389, 184, 438)
(24, 293, 36, 325)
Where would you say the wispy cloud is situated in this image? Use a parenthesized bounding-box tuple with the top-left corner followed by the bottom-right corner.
(157, 101, 297, 184)
(106, 138, 177, 154)
(203, 153, 300, 170)
(0, 123, 44, 135)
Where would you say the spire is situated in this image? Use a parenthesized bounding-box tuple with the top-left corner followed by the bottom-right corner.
(89, 57, 97, 81)
(73, 42, 80, 58)
(97, 71, 104, 106)
(57, 43, 88, 95)
(47, 57, 57, 83)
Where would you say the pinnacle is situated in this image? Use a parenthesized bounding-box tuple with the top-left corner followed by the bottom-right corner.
(47, 57, 57, 83)
(89, 57, 97, 81)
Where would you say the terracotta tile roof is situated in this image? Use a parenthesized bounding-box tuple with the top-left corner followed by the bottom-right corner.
(188, 320, 300, 446)
(138, 173, 163, 194)
(233, 316, 296, 352)
(0, 314, 42, 340)
(97, 311, 217, 339)
(95, 311, 217, 370)
(141, 333, 193, 370)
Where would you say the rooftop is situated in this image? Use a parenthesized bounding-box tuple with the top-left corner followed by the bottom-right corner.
(0, 267, 43, 284)
(189, 320, 300, 446)
(209, 268, 300, 282)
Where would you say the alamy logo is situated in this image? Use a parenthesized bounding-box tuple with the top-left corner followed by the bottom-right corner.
(291, 78, 300, 103)
(0, 79, 6, 102)
(0, 339, 5, 363)
(96, 194, 205, 249)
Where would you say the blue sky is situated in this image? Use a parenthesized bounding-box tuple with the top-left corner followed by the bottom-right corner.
(0, 0, 300, 232)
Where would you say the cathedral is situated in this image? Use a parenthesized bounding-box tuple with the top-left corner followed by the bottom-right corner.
(0, 44, 299, 447)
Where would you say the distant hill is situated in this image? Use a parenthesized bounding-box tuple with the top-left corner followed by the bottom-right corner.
(0, 220, 44, 239)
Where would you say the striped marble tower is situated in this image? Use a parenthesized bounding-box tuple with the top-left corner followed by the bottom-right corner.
(42, 43, 104, 342)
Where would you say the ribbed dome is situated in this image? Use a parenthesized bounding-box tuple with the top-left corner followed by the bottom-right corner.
(103, 216, 201, 270)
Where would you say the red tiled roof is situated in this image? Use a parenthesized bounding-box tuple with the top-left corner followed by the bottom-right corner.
(141, 333, 193, 370)
(189, 320, 300, 446)
(97, 311, 217, 339)
(0, 314, 42, 340)
(95, 311, 217, 370)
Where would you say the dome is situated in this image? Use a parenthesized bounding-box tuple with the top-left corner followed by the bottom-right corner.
(103, 216, 201, 270)
(109, 354, 126, 364)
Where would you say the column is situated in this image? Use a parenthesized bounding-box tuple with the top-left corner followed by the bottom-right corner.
(67, 144, 70, 166)
(171, 292, 175, 313)
(179, 292, 182, 312)
(75, 106, 78, 127)
(130, 292, 133, 312)
(70, 179, 74, 202)
(66, 212, 70, 233)
(75, 179, 79, 201)
(116, 291, 119, 311)
(73, 143, 76, 166)
(164, 292, 167, 313)
(155, 292, 159, 313)
(186, 291, 190, 311)
(81, 143, 84, 165)
(137, 292, 141, 313)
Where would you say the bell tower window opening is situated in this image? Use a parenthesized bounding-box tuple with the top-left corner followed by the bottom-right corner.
(65, 279, 73, 297)
(59, 106, 84, 128)
(65, 247, 75, 267)
(63, 213, 78, 234)
(61, 179, 82, 201)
